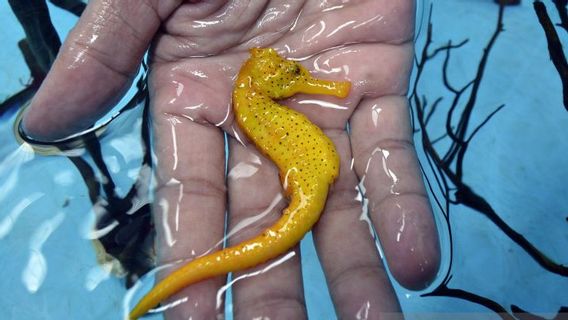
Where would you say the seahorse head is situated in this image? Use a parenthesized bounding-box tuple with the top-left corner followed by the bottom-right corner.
(245, 48, 350, 99)
(245, 48, 309, 99)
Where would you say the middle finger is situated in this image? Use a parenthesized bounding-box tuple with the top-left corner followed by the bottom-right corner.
(227, 137, 307, 319)
(313, 129, 402, 319)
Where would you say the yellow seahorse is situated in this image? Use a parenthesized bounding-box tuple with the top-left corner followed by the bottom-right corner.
(129, 48, 350, 319)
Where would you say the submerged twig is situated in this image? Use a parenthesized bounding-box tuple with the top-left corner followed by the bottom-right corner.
(423, 285, 516, 320)
(8, 0, 61, 75)
(77, 73, 155, 287)
(411, 2, 568, 317)
(417, 3, 568, 278)
(5, 0, 153, 287)
(49, 0, 85, 17)
(552, 0, 568, 33)
(534, 0, 568, 112)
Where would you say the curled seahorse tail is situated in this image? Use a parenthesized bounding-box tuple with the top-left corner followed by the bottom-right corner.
(129, 192, 327, 320)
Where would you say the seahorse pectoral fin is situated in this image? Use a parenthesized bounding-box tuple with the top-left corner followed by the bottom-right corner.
(298, 77, 351, 98)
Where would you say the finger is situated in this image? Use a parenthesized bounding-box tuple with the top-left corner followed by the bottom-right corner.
(313, 130, 402, 319)
(22, 0, 181, 141)
(152, 113, 227, 319)
(227, 138, 307, 320)
(350, 95, 441, 290)
(278, 0, 415, 59)
(156, 0, 272, 59)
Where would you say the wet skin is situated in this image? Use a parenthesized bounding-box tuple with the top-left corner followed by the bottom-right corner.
(129, 47, 351, 319)
(22, 1, 440, 319)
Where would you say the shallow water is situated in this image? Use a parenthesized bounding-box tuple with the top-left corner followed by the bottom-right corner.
(1, 1, 567, 319)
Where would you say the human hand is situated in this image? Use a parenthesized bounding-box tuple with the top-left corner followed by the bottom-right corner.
(22, 0, 440, 319)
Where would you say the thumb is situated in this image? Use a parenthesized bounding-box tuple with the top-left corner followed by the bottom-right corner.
(22, 0, 181, 141)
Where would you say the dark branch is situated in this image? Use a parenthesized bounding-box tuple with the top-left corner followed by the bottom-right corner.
(67, 155, 102, 204)
(455, 185, 568, 276)
(411, 3, 568, 315)
(8, 0, 61, 74)
(552, 0, 568, 33)
(423, 285, 516, 320)
(466, 104, 505, 143)
(454, 4, 505, 181)
(428, 39, 469, 60)
(425, 97, 443, 126)
(442, 41, 461, 94)
(534, 1, 568, 112)
(48, 0, 86, 16)
(431, 132, 449, 145)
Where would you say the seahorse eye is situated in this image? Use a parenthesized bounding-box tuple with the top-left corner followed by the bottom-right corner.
(294, 65, 301, 75)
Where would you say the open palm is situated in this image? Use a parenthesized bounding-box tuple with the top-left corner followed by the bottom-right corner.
(23, 1, 440, 319)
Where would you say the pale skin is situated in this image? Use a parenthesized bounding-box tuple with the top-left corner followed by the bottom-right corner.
(23, 1, 440, 319)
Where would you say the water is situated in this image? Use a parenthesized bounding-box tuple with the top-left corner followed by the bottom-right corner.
(1, 1, 567, 319)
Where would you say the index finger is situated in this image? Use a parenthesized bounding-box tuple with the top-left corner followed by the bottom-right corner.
(22, 0, 179, 141)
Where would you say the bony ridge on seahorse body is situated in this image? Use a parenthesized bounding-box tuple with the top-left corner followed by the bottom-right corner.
(129, 47, 351, 319)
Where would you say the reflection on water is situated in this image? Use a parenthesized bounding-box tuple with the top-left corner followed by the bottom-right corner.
(1, 0, 568, 319)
